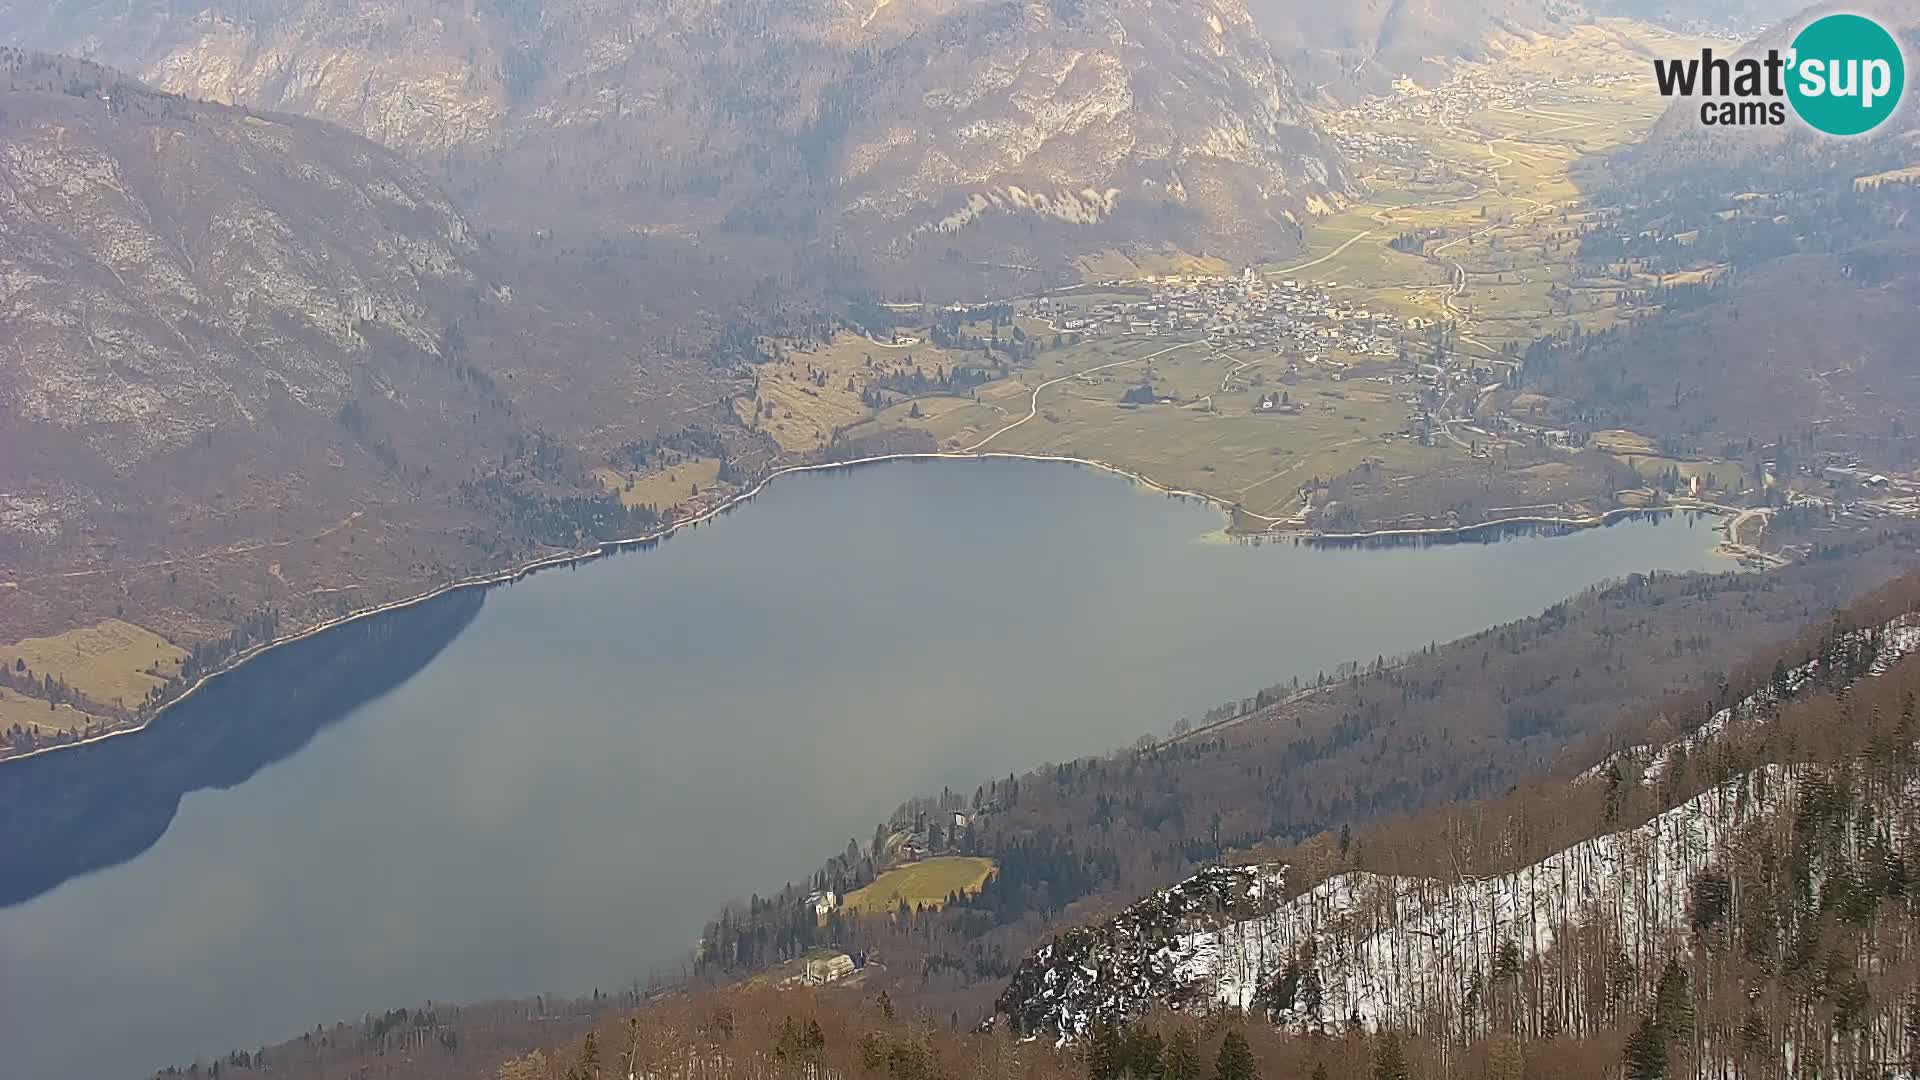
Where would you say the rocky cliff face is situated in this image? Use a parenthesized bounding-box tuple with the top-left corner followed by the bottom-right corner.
(0, 51, 479, 473)
(0, 0, 1353, 277)
(0, 50, 732, 645)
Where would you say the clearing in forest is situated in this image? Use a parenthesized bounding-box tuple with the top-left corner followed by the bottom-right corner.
(0, 619, 187, 712)
(843, 856, 995, 914)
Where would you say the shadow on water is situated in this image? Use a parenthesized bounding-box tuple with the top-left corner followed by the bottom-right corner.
(1303, 509, 1696, 550)
(0, 587, 485, 908)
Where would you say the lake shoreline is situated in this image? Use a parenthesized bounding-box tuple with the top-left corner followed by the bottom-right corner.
(0, 451, 1740, 769)
(1305, 502, 1738, 547)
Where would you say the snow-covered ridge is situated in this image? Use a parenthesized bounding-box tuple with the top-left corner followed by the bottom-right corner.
(998, 610, 1920, 1043)
(1004, 761, 1920, 1042)
(1581, 612, 1920, 787)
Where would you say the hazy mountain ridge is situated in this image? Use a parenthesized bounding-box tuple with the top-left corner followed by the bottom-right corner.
(0, 0, 1355, 275)
(1246, 0, 1582, 101)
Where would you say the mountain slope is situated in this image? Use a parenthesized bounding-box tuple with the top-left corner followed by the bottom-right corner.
(0, 51, 732, 666)
(0, 0, 1354, 280)
(1245, 0, 1579, 101)
(998, 607, 1920, 1060)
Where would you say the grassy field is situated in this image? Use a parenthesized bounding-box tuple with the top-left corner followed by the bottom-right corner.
(735, 331, 974, 452)
(1280, 24, 1703, 361)
(595, 457, 724, 511)
(1077, 247, 1232, 281)
(0, 618, 186, 711)
(1856, 164, 1920, 189)
(854, 336, 1441, 519)
(843, 856, 995, 915)
(0, 685, 102, 735)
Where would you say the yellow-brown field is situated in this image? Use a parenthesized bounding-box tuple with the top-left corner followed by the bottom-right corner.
(0, 686, 102, 735)
(734, 332, 977, 452)
(0, 618, 186, 711)
(850, 337, 1439, 520)
(842, 856, 996, 915)
(596, 457, 724, 511)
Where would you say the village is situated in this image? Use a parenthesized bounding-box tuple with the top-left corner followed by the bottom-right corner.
(1015, 268, 1511, 450)
(1002, 264, 1920, 538)
(1027, 271, 1418, 377)
(1324, 63, 1642, 167)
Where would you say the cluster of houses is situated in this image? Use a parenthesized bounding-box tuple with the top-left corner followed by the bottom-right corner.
(1025, 270, 1411, 364)
(1328, 67, 1640, 162)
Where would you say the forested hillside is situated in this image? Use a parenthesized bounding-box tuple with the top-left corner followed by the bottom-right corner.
(687, 529, 1920, 1023)
(1513, 127, 1920, 469)
(988, 574, 1920, 1078)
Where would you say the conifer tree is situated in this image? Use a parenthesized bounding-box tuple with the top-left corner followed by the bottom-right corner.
(1624, 1015, 1668, 1080)
(1164, 1027, 1203, 1080)
(1214, 1029, 1257, 1080)
(1086, 1019, 1121, 1080)
(1652, 958, 1694, 1044)
(1371, 1032, 1409, 1080)
(1122, 1029, 1164, 1079)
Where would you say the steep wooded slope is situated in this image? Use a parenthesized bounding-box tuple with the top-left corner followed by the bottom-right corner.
(0, 51, 734, 652)
(999, 612, 1920, 1039)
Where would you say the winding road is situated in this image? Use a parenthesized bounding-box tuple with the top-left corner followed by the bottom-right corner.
(1264, 228, 1378, 278)
(962, 340, 1207, 452)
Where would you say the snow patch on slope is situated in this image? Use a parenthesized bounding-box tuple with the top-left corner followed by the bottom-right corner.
(1004, 762, 1920, 1041)
(1581, 613, 1920, 787)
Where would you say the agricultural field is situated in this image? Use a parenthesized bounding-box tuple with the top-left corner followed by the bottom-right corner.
(855, 336, 1440, 521)
(0, 618, 187, 713)
(596, 457, 724, 513)
(733, 331, 978, 453)
(0, 685, 101, 736)
(842, 856, 995, 915)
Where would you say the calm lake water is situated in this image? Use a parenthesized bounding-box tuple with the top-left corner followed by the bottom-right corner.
(0, 459, 1731, 1079)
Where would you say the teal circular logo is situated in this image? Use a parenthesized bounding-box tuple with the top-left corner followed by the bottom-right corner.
(1788, 13, 1905, 136)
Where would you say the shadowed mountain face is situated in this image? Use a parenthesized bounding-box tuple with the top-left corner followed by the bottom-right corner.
(1511, 0, 1920, 469)
(0, 50, 743, 647)
(0, 0, 1354, 275)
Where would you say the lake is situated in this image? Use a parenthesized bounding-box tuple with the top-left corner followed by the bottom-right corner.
(0, 458, 1732, 1079)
